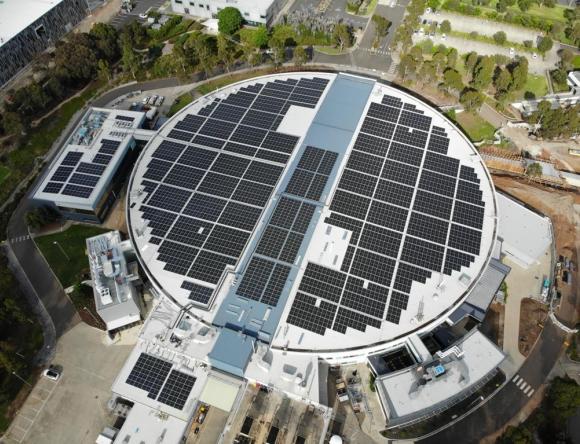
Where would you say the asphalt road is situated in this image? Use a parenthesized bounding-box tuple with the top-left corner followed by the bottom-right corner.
(313, 0, 410, 74)
(420, 320, 565, 443)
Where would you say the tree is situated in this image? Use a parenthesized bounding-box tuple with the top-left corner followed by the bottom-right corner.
(471, 56, 495, 90)
(460, 89, 484, 111)
(1, 112, 23, 136)
(121, 20, 148, 48)
(122, 42, 141, 79)
(272, 24, 296, 46)
(443, 68, 463, 92)
(510, 56, 528, 91)
(97, 59, 111, 82)
(465, 51, 479, 73)
(446, 47, 458, 69)
(525, 162, 543, 177)
(496, 0, 507, 12)
(498, 425, 533, 444)
(89, 23, 120, 62)
(537, 36, 553, 54)
(433, 51, 447, 74)
(372, 15, 391, 47)
(493, 31, 507, 45)
(558, 48, 574, 69)
(494, 68, 512, 93)
(518, 0, 532, 11)
(54, 33, 98, 84)
(252, 25, 270, 48)
(332, 23, 353, 51)
(187, 33, 216, 78)
(398, 53, 419, 79)
(217, 33, 236, 72)
(418, 61, 437, 83)
(293, 45, 308, 67)
(268, 38, 286, 68)
(440, 20, 451, 33)
(217, 7, 243, 35)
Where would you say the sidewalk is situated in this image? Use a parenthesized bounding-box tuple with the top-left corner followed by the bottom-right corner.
(501, 254, 552, 370)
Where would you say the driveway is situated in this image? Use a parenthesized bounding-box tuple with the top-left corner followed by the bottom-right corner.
(2, 323, 135, 444)
(501, 253, 552, 370)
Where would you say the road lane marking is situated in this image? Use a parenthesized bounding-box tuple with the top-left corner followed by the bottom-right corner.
(512, 375, 520, 383)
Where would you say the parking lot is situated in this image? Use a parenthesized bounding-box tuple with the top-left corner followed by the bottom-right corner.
(412, 34, 559, 74)
(2, 324, 136, 444)
(109, 0, 169, 29)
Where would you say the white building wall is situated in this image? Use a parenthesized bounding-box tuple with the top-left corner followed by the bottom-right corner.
(171, 0, 283, 26)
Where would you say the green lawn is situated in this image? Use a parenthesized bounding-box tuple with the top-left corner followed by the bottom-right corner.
(454, 111, 497, 142)
(196, 68, 277, 95)
(0, 165, 10, 186)
(167, 92, 194, 117)
(35, 224, 109, 288)
(525, 74, 548, 97)
(573, 55, 580, 70)
(459, 0, 570, 23)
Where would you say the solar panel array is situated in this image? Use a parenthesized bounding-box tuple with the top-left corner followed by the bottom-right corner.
(126, 353, 196, 410)
(42, 139, 122, 199)
(236, 146, 338, 307)
(136, 77, 330, 308)
(286, 94, 487, 336)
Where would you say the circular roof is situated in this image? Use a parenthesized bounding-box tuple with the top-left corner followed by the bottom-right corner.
(127, 72, 497, 354)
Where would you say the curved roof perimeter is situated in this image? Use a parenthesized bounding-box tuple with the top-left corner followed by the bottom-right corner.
(127, 72, 497, 353)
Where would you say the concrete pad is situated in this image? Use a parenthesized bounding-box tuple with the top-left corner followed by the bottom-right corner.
(5, 323, 133, 444)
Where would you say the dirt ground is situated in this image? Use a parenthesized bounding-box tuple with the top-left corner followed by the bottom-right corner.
(518, 298, 549, 357)
(481, 302, 505, 348)
(500, 127, 580, 173)
(492, 176, 580, 327)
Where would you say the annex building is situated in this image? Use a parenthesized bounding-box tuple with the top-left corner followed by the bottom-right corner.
(0, 0, 87, 87)
(31, 107, 154, 223)
(99, 72, 515, 442)
(170, 0, 284, 26)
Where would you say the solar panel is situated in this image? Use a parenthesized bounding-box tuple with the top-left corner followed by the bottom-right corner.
(157, 370, 196, 410)
(181, 281, 214, 304)
(61, 151, 83, 166)
(62, 184, 93, 198)
(287, 90, 487, 333)
(126, 353, 172, 399)
(76, 162, 106, 176)
(43, 182, 64, 194)
(69, 173, 100, 187)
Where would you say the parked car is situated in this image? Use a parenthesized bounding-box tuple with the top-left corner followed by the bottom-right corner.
(43, 366, 61, 381)
(149, 95, 158, 105)
(509, 47, 515, 56)
(441, 33, 447, 40)
(142, 96, 150, 104)
(155, 96, 165, 106)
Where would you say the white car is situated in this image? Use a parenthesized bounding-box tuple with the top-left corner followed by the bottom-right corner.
(43, 367, 61, 381)
(441, 33, 447, 40)
(149, 95, 158, 105)
(532, 53, 538, 59)
(156, 96, 165, 106)
(142, 96, 150, 104)
(509, 47, 515, 56)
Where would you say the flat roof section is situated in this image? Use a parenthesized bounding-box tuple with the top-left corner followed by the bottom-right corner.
(33, 107, 150, 210)
(0, 0, 65, 45)
(127, 72, 498, 357)
(376, 329, 505, 425)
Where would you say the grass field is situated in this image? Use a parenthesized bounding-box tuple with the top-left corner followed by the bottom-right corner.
(454, 111, 497, 142)
(573, 55, 580, 70)
(0, 165, 11, 186)
(196, 68, 278, 95)
(35, 225, 109, 288)
(517, 74, 549, 100)
(167, 92, 194, 117)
